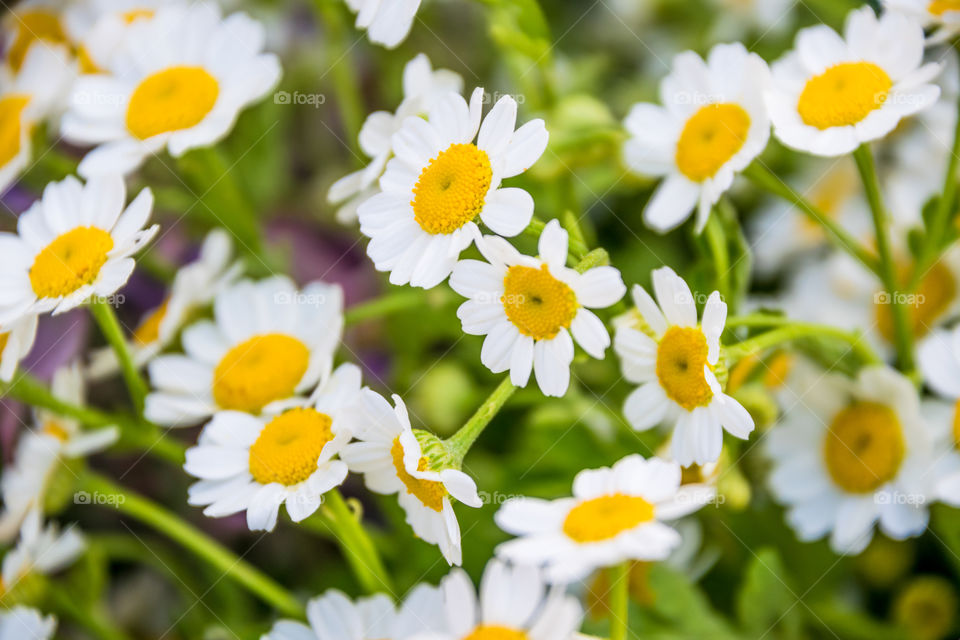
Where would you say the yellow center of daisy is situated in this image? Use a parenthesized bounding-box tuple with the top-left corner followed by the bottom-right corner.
(126, 66, 219, 140)
(501, 264, 578, 340)
(562, 493, 655, 543)
(8, 10, 67, 72)
(823, 401, 905, 494)
(951, 400, 960, 450)
(248, 408, 334, 486)
(462, 627, 529, 640)
(876, 261, 956, 342)
(133, 298, 169, 346)
(121, 9, 156, 23)
(655, 326, 714, 410)
(390, 437, 446, 512)
(212, 333, 310, 413)
(797, 62, 892, 130)
(929, 0, 960, 15)
(675, 103, 751, 182)
(42, 420, 69, 442)
(0, 94, 30, 169)
(30, 227, 114, 299)
(411, 143, 492, 235)
(0, 332, 8, 355)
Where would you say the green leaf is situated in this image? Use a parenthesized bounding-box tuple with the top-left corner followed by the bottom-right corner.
(736, 548, 805, 639)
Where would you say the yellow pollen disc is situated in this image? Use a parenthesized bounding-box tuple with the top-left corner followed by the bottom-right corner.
(674, 102, 751, 182)
(411, 143, 492, 235)
(248, 408, 334, 486)
(126, 66, 219, 140)
(876, 261, 956, 342)
(501, 264, 578, 340)
(952, 400, 960, 450)
(823, 402, 905, 494)
(930, 0, 960, 15)
(462, 626, 529, 640)
(42, 421, 69, 442)
(563, 493, 655, 543)
(212, 333, 310, 413)
(390, 437, 446, 512)
(133, 298, 169, 346)
(30, 227, 114, 299)
(8, 10, 67, 72)
(0, 94, 30, 169)
(797, 62, 892, 130)
(121, 9, 156, 23)
(655, 326, 714, 410)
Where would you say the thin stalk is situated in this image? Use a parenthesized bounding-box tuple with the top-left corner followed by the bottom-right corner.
(313, 0, 365, 155)
(609, 562, 630, 640)
(318, 489, 393, 595)
(446, 376, 517, 465)
(724, 321, 881, 366)
(89, 300, 148, 415)
(704, 210, 730, 303)
(344, 289, 456, 325)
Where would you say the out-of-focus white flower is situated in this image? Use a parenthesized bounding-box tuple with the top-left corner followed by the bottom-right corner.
(0, 606, 56, 640)
(884, 0, 960, 44)
(344, 0, 422, 49)
(0, 314, 38, 383)
(2, 509, 85, 590)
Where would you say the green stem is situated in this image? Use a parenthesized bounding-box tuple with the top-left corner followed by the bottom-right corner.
(313, 0, 365, 155)
(317, 489, 393, 595)
(609, 561, 630, 640)
(344, 289, 456, 325)
(78, 472, 303, 619)
(89, 300, 149, 415)
(524, 216, 590, 260)
(704, 210, 730, 303)
(852, 144, 915, 375)
(743, 162, 881, 277)
(724, 319, 881, 366)
(446, 376, 517, 465)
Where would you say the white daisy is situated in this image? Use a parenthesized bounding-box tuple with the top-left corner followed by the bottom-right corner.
(918, 326, 960, 503)
(2, 509, 85, 596)
(767, 365, 934, 555)
(884, 0, 960, 44)
(344, 0, 422, 49)
(623, 42, 771, 232)
(1, 0, 72, 74)
(88, 228, 242, 379)
(766, 6, 942, 157)
(0, 313, 38, 383)
(145, 276, 343, 426)
(184, 363, 360, 532)
(340, 390, 482, 566)
(420, 558, 583, 640)
(494, 454, 714, 583)
(357, 87, 549, 289)
(262, 584, 446, 640)
(61, 1, 281, 178)
(329, 53, 462, 223)
(0, 174, 157, 324)
(0, 607, 56, 640)
(613, 266, 755, 467)
(449, 219, 626, 397)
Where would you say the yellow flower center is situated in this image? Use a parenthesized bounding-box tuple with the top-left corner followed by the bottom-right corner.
(501, 264, 578, 340)
(823, 401, 905, 494)
(248, 408, 334, 486)
(390, 437, 446, 512)
(121, 9, 156, 23)
(929, 0, 960, 15)
(675, 103, 751, 182)
(655, 326, 714, 410)
(876, 261, 956, 342)
(133, 298, 169, 346)
(0, 332, 8, 355)
(212, 333, 310, 413)
(8, 10, 67, 72)
(563, 493, 655, 543)
(952, 400, 960, 451)
(411, 143, 492, 235)
(797, 62, 892, 130)
(126, 66, 219, 140)
(0, 94, 30, 169)
(462, 626, 529, 640)
(42, 421, 69, 442)
(30, 227, 114, 299)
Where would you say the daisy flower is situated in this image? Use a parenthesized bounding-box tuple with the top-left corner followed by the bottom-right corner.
(623, 42, 771, 232)
(422, 558, 584, 640)
(329, 53, 462, 223)
(2, 509, 85, 598)
(263, 584, 446, 640)
(88, 228, 241, 378)
(613, 266, 754, 467)
(345, 0, 422, 49)
(184, 363, 360, 531)
(766, 365, 934, 555)
(884, 0, 960, 44)
(494, 454, 714, 583)
(449, 219, 626, 397)
(357, 87, 549, 289)
(0, 607, 56, 640)
(145, 276, 343, 426)
(2, 0, 72, 74)
(61, 1, 281, 178)
(918, 326, 960, 503)
(766, 6, 941, 157)
(0, 313, 38, 383)
(0, 174, 157, 324)
(340, 390, 482, 566)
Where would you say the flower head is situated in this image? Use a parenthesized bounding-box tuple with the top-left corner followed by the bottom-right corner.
(345, 0, 423, 49)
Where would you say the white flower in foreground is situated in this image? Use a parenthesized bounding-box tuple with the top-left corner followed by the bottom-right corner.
(262, 584, 446, 640)
(341, 390, 482, 565)
(2, 509, 85, 593)
(767, 6, 941, 157)
(624, 42, 771, 232)
(419, 558, 583, 640)
(0, 606, 56, 640)
(89, 228, 241, 379)
(450, 219, 625, 397)
(184, 363, 360, 531)
(0, 313, 38, 383)
(495, 454, 713, 583)
(145, 276, 342, 426)
(0, 174, 157, 324)
(329, 53, 462, 223)
(345, 0, 422, 49)
(614, 267, 754, 466)
(767, 365, 934, 555)
(884, 0, 960, 44)
(358, 87, 549, 289)
(62, 1, 281, 177)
